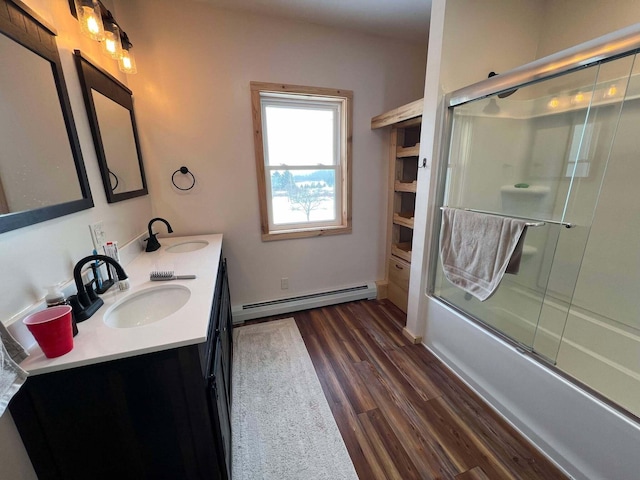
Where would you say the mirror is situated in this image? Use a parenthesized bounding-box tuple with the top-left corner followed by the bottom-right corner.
(74, 50, 148, 203)
(0, 0, 93, 234)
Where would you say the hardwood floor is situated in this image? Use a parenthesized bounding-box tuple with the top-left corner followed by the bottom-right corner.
(246, 299, 567, 479)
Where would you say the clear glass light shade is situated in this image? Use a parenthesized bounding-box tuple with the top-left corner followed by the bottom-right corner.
(118, 47, 137, 75)
(74, 0, 104, 41)
(102, 21, 122, 59)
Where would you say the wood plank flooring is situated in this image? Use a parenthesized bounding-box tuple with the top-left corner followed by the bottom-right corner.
(246, 299, 567, 479)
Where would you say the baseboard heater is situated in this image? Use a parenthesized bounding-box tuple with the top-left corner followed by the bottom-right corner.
(231, 283, 377, 324)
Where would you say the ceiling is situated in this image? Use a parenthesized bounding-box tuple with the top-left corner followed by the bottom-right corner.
(193, 0, 432, 44)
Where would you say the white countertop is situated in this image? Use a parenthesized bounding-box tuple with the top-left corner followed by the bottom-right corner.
(19, 234, 223, 376)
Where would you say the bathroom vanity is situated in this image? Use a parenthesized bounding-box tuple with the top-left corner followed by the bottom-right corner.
(9, 235, 232, 480)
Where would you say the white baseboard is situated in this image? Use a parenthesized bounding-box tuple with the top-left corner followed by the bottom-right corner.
(231, 283, 377, 324)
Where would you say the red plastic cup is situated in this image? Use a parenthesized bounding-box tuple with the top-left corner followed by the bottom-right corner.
(23, 305, 74, 358)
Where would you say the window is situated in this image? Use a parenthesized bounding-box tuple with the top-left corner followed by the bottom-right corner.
(251, 82, 353, 241)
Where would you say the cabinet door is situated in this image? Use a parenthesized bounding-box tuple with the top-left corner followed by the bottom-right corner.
(388, 256, 410, 312)
(218, 258, 232, 401)
(205, 255, 225, 375)
(10, 346, 221, 480)
(210, 337, 232, 480)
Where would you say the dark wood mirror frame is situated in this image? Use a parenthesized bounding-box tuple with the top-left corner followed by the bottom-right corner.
(73, 50, 148, 203)
(0, 0, 93, 234)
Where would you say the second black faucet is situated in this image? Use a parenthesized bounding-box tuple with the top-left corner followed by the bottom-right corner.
(145, 217, 173, 252)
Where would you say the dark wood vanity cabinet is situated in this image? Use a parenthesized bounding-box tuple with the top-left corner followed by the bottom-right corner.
(9, 257, 233, 480)
(206, 258, 233, 478)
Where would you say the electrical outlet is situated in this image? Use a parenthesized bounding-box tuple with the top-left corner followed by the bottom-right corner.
(281, 277, 289, 290)
(89, 221, 106, 250)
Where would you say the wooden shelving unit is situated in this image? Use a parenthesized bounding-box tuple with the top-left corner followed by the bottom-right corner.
(391, 241, 413, 263)
(396, 145, 421, 158)
(371, 99, 422, 313)
(394, 180, 418, 192)
(393, 211, 414, 229)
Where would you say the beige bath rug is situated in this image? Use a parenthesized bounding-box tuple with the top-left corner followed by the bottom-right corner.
(232, 318, 358, 480)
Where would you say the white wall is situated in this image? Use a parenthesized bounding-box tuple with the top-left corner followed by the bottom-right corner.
(114, 0, 427, 307)
(440, 0, 544, 92)
(409, 0, 640, 478)
(536, 0, 640, 58)
(0, 1, 152, 478)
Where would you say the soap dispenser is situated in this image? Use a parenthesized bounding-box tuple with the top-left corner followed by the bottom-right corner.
(44, 283, 66, 307)
(45, 283, 78, 337)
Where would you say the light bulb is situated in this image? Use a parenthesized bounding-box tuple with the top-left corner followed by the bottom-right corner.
(86, 14, 99, 34)
(105, 37, 117, 55)
(548, 97, 560, 109)
(605, 84, 618, 98)
(118, 47, 137, 74)
(102, 21, 122, 59)
(74, 0, 104, 41)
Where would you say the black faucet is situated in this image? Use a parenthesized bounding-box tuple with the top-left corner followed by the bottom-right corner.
(68, 255, 129, 322)
(145, 217, 174, 252)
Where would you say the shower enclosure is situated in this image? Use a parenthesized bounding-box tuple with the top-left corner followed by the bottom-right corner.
(432, 36, 640, 419)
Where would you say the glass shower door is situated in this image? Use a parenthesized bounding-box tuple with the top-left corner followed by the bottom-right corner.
(548, 53, 640, 417)
(434, 53, 634, 355)
(532, 54, 635, 362)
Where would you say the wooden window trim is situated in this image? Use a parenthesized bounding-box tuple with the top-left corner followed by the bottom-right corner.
(250, 82, 353, 241)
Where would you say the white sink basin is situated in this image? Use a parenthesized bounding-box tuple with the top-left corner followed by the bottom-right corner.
(165, 240, 209, 253)
(104, 285, 191, 328)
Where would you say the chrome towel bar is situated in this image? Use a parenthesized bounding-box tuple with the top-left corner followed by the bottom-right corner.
(439, 207, 573, 228)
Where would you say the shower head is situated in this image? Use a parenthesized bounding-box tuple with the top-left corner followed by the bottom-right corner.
(488, 71, 518, 98)
(482, 72, 518, 114)
(483, 98, 500, 114)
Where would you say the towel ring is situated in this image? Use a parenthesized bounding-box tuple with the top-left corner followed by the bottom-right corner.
(171, 166, 196, 191)
(108, 169, 119, 191)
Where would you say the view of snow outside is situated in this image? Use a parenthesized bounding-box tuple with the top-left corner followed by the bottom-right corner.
(264, 104, 339, 225)
(270, 169, 336, 224)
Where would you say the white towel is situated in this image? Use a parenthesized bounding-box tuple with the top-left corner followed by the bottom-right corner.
(0, 321, 28, 417)
(440, 208, 528, 301)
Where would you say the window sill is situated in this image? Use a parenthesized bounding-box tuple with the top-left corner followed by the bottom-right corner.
(262, 224, 352, 241)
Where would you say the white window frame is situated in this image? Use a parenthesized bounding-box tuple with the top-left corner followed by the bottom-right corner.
(251, 82, 353, 241)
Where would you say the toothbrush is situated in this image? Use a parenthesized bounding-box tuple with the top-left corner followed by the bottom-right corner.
(150, 271, 196, 281)
(92, 249, 103, 289)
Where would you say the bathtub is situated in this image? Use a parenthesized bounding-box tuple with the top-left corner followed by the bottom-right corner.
(434, 279, 640, 418)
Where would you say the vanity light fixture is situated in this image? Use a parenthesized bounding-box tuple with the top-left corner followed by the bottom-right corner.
(70, 0, 137, 74)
